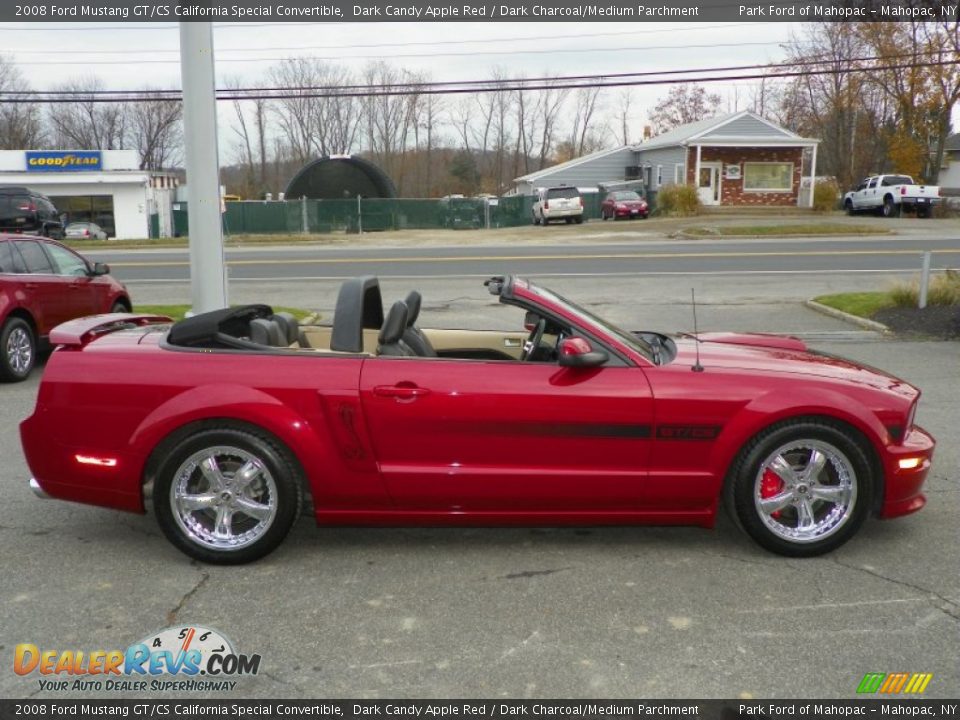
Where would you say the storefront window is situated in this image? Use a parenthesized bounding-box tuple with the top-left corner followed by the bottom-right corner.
(743, 163, 793, 192)
(49, 195, 115, 237)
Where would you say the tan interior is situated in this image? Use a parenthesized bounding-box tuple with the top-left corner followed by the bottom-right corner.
(298, 325, 535, 360)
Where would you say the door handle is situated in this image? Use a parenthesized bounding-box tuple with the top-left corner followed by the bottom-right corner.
(373, 384, 431, 400)
(504, 338, 521, 347)
(25, 283, 39, 290)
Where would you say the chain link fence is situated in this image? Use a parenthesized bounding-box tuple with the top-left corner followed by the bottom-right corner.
(171, 194, 606, 237)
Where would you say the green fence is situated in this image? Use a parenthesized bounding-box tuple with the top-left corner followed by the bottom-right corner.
(170, 194, 607, 237)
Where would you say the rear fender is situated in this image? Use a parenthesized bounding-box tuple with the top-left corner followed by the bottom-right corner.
(130, 384, 341, 511)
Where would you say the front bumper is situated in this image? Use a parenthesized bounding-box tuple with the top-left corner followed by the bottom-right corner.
(880, 425, 935, 519)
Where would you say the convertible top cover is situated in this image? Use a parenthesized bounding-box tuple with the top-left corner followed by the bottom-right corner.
(167, 304, 273, 348)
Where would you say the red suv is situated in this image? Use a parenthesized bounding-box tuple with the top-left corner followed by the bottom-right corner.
(0, 234, 131, 381)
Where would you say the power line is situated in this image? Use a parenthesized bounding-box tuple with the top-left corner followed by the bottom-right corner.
(11, 50, 955, 98)
(1, 22, 770, 55)
(5, 39, 787, 65)
(2, 58, 956, 104)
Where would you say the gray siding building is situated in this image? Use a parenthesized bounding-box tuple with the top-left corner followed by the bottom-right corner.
(513, 111, 820, 208)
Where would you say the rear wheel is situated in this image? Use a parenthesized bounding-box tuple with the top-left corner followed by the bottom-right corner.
(574, 216, 584, 224)
(844, 199, 855, 216)
(726, 420, 872, 557)
(0, 317, 36, 382)
(532, 213, 540, 226)
(917, 206, 931, 219)
(882, 196, 900, 218)
(154, 426, 303, 564)
(110, 300, 130, 314)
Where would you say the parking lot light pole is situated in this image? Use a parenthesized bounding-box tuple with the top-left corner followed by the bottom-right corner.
(180, 21, 228, 314)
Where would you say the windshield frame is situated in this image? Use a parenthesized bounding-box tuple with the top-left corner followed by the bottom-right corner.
(515, 279, 657, 365)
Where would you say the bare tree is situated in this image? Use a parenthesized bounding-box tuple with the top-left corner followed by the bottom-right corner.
(778, 23, 886, 189)
(649, 84, 722, 134)
(568, 86, 604, 157)
(0, 56, 45, 148)
(268, 58, 361, 163)
(536, 80, 570, 168)
(613, 89, 634, 146)
(226, 76, 274, 198)
(361, 61, 421, 193)
(47, 76, 127, 150)
(127, 90, 181, 170)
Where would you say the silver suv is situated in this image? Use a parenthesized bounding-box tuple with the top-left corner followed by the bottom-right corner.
(532, 186, 584, 225)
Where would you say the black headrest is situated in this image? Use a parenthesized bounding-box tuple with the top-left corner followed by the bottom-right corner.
(404, 291, 422, 326)
(168, 304, 273, 347)
(331, 276, 384, 353)
(271, 312, 299, 345)
(379, 301, 409, 345)
(250, 318, 285, 347)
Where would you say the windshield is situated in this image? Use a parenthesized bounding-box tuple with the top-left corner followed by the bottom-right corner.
(524, 281, 655, 363)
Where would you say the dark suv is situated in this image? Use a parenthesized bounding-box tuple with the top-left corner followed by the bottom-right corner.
(0, 187, 65, 240)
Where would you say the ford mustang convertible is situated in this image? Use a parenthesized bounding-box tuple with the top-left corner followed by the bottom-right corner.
(20, 276, 934, 564)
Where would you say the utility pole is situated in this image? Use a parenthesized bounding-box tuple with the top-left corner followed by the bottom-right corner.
(179, 21, 228, 313)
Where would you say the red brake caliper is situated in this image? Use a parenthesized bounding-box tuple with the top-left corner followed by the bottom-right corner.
(760, 469, 784, 519)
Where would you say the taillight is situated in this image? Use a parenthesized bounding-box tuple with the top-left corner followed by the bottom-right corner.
(900, 187, 906, 195)
(17, 203, 35, 211)
(543, 200, 549, 210)
(578, 197, 583, 207)
(84, 230, 90, 237)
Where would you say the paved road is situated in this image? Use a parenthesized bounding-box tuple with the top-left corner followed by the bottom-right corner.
(85, 236, 960, 282)
(2, 338, 957, 700)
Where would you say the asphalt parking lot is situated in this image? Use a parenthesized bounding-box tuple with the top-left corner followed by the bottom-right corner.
(2, 314, 957, 700)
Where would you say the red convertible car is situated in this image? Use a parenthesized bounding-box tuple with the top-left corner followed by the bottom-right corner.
(21, 276, 933, 564)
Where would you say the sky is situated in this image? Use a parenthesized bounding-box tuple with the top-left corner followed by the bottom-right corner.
(2, 20, 957, 155)
(2, 21, 803, 122)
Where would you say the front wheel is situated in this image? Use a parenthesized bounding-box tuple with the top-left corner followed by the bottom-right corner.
(725, 420, 873, 557)
(154, 426, 303, 564)
(0, 317, 36, 382)
(844, 200, 855, 216)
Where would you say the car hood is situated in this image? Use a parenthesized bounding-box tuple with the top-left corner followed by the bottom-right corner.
(670, 332, 915, 396)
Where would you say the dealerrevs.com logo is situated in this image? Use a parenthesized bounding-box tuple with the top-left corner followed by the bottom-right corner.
(14, 625, 260, 693)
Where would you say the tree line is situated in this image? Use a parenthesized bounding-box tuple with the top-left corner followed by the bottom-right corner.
(0, 20, 956, 198)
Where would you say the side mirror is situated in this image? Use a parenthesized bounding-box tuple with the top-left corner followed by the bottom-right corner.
(558, 337, 608, 368)
(90, 262, 110, 276)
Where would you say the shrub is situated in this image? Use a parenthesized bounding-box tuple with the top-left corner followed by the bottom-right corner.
(812, 179, 840, 213)
(890, 269, 960, 307)
(655, 183, 701, 217)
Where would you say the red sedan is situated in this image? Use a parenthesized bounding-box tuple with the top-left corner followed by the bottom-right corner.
(601, 190, 649, 220)
(21, 276, 933, 564)
(1, 233, 130, 381)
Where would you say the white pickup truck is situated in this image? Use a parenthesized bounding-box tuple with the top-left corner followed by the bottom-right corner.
(843, 174, 941, 218)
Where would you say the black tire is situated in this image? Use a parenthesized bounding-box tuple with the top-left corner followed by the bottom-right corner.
(0, 317, 36, 382)
(601, 211, 608, 221)
(110, 300, 129, 314)
(532, 214, 540, 226)
(565, 217, 573, 224)
(844, 200, 855, 216)
(153, 425, 303, 564)
(917, 206, 931, 219)
(574, 216, 584, 224)
(724, 419, 873, 557)
(882, 196, 900, 218)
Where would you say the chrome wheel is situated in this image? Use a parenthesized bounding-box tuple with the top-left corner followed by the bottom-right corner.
(170, 445, 278, 552)
(6, 325, 32, 375)
(754, 439, 857, 544)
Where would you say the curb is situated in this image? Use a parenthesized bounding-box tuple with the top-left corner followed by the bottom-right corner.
(804, 300, 892, 335)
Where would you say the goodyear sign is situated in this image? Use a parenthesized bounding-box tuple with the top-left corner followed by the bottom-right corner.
(26, 151, 102, 172)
